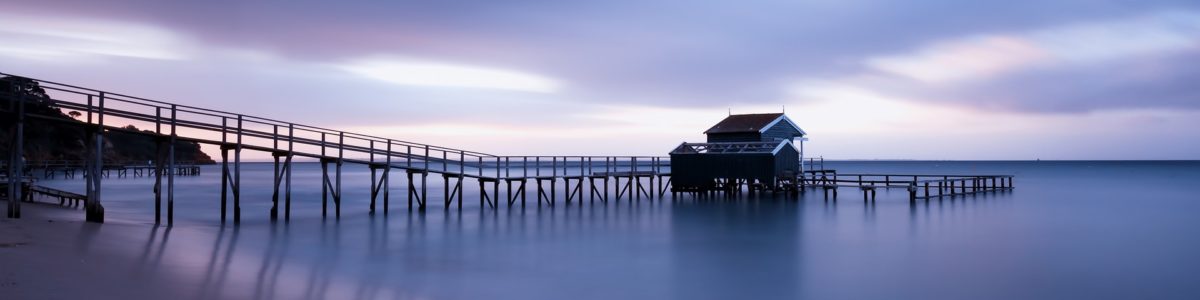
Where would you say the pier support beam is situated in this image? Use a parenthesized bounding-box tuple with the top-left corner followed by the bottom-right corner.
(233, 117, 243, 224)
(321, 158, 342, 219)
(506, 178, 527, 207)
(564, 177, 583, 204)
(368, 165, 390, 215)
(220, 145, 242, 224)
(588, 176, 608, 203)
(479, 178, 498, 209)
(658, 175, 672, 198)
(271, 152, 292, 221)
(84, 93, 109, 223)
(153, 139, 167, 224)
(614, 176, 631, 201)
(535, 178, 555, 206)
(636, 175, 652, 200)
(5, 88, 25, 219)
(443, 174, 463, 211)
(407, 170, 428, 211)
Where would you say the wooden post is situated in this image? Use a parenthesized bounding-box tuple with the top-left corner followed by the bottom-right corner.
(89, 93, 107, 222)
(234, 115, 242, 225)
(924, 182, 930, 199)
(429, 145, 434, 208)
(271, 125, 280, 221)
(220, 143, 229, 223)
(6, 83, 26, 219)
(407, 171, 415, 210)
(632, 157, 640, 201)
(551, 157, 557, 203)
(321, 133, 327, 218)
(524, 156, 529, 206)
(154, 107, 162, 224)
(384, 140, 391, 215)
(370, 140, 377, 215)
(286, 124, 293, 222)
(336, 132, 343, 219)
(908, 183, 916, 203)
(166, 104, 174, 225)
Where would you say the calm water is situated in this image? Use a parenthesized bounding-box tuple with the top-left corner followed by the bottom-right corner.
(35, 161, 1200, 299)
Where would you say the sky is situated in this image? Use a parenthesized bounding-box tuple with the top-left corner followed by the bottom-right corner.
(2, 0, 1198, 160)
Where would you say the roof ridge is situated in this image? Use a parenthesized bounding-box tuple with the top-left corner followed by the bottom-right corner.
(703, 113, 789, 134)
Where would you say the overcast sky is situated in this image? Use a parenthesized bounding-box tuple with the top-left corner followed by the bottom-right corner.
(2, 0, 1198, 159)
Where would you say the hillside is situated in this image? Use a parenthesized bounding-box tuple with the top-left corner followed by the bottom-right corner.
(1, 76, 214, 164)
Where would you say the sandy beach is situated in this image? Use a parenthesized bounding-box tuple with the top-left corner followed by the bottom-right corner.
(1, 199, 420, 300)
(1, 202, 223, 300)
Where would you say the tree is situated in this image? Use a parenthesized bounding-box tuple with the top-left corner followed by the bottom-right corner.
(0, 76, 50, 103)
(68, 111, 82, 119)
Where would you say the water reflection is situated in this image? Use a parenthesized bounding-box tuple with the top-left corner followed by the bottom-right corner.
(304, 220, 338, 299)
(670, 200, 802, 299)
(133, 225, 169, 276)
(37, 161, 1200, 299)
(96, 186, 1030, 299)
(253, 224, 287, 300)
(197, 226, 239, 300)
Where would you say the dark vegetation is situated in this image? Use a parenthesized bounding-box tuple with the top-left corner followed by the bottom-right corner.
(1, 76, 214, 164)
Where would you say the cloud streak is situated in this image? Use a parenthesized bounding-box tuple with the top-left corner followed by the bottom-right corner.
(791, 10, 1200, 113)
(339, 57, 562, 93)
(865, 11, 1200, 84)
(0, 12, 189, 61)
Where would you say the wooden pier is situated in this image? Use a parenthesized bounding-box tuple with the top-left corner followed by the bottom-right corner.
(2, 73, 678, 225)
(2, 72, 1013, 225)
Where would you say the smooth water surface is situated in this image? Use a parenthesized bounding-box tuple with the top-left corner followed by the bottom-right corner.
(34, 161, 1200, 299)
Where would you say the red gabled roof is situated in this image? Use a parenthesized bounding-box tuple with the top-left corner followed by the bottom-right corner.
(703, 113, 785, 134)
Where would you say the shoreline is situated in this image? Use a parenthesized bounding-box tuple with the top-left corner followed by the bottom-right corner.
(1, 200, 372, 300)
(1, 202, 213, 299)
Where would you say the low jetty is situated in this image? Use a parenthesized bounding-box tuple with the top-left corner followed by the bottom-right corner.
(803, 170, 1013, 202)
(17, 160, 202, 179)
(0, 175, 87, 208)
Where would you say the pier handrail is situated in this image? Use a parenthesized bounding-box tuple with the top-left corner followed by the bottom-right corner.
(3, 72, 487, 156)
(2, 72, 671, 179)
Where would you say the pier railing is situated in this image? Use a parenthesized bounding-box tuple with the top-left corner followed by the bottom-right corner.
(2, 72, 672, 224)
(3, 72, 670, 176)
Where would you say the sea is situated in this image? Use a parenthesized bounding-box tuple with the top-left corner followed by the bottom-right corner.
(30, 160, 1200, 299)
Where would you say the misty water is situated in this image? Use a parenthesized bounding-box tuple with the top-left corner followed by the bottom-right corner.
(33, 161, 1200, 299)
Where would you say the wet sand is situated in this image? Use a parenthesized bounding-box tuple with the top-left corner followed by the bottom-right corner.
(1, 203, 219, 299)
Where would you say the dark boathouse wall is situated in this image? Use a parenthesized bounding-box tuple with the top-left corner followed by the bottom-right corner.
(670, 145, 800, 189)
(761, 122, 803, 141)
(773, 146, 800, 176)
(706, 132, 762, 143)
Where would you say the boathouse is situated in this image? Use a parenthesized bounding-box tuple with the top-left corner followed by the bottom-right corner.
(670, 113, 806, 191)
